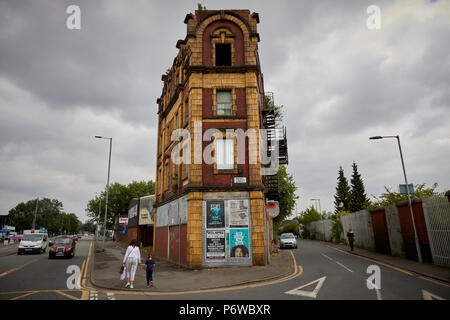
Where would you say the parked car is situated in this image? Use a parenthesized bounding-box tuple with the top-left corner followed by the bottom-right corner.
(279, 233, 298, 249)
(48, 236, 76, 259)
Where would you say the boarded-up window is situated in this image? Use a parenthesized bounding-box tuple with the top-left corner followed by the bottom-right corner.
(216, 139, 234, 170)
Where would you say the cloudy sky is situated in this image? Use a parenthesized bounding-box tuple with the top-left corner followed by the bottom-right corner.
(1, 0, 449, 223)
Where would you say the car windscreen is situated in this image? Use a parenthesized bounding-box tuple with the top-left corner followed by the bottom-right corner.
(54, 238, 73, 245)
(22, 234, 44, 241)
(280, 234, 294, 239)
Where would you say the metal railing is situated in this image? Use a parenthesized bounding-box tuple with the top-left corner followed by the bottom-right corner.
(422, 196, 450, 267)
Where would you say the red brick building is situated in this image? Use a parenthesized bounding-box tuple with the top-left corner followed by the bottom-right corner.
(154, 9, 287, 269)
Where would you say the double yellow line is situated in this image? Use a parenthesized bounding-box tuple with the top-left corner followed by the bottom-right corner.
(79, 241, 93, 300)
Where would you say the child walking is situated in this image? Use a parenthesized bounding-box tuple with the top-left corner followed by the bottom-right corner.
(145, 253, 156, 287)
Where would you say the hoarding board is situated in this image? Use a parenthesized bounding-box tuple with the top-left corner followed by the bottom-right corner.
(139, 195, 155, 225)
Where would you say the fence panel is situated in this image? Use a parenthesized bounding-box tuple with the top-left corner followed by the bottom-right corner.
(305, 220, 333, 241)
(385, 205, 405, 257)
(422, 196, 450, 267)
(340, 210, 375, 251)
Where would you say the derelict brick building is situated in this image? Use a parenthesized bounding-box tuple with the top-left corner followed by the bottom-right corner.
(153, 9, 288, 269)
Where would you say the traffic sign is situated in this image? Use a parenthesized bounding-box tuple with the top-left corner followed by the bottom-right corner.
(265, 201, 279, 218)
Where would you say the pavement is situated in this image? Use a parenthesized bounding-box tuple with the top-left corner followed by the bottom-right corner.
(0, 243, 19, 257)
(90, 240, 294, 292)
(89, 238, 450, 293)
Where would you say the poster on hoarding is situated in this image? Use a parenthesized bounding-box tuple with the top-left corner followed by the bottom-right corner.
(229, 228, 250, 258)
(206, 230, 226, 261)
(229, 200, 249, 228)
(128, 204, 137, 219)
(206, 200, 225, 229)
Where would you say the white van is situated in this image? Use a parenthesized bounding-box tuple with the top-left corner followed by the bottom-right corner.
(18, 231, 49, 254)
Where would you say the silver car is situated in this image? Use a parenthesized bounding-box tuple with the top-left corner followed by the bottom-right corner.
(279, 233, 297, 249)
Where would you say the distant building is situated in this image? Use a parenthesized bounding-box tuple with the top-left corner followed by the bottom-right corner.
(115, 196, 155, 247)
(0, 215, 8, 229)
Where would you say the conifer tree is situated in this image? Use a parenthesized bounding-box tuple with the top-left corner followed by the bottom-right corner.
(349, 162, 370, 212)
(334, 166, 351, 214)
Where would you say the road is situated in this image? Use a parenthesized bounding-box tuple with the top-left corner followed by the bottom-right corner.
(1, 237, 449, 301)
(93, 239, 450, 300)
(0, 236, 93, 300)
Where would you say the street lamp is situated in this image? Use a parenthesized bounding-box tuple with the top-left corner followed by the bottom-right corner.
(369, 135, 422, 263)
(95, 135, 112, 252)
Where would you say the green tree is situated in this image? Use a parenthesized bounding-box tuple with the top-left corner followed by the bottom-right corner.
(334, 166, 351, 213)
(80, 220, 97, 234)
(366, 183, 440, 210)
(273, 166, 299, 226)
(86, 180, 155, 228)
(349, 162, 370, 212)
(264, 94, 284, 123)
(295, 206, 325, 226)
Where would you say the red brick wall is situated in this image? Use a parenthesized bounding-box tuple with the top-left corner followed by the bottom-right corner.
(202, 88, 213, 117)
(235, 88, 247, 117)
(202, 121, 249, 186)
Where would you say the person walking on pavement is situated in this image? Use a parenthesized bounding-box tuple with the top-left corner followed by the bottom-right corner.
(347, 228, 355, 251)
(144, 253, 156, 287)
(122, 239, 142, 289)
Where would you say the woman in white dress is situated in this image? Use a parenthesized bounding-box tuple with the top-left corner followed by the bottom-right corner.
(122, 239, 142, 288)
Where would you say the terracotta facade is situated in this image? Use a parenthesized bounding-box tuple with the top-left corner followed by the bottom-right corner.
(154, 10, 268, 269)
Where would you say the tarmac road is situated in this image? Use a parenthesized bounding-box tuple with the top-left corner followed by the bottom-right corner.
(102, 239, 450, 300)
(0, 236, 93, 300)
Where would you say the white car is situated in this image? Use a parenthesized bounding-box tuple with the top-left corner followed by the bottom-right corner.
(279, 233, 298, 249)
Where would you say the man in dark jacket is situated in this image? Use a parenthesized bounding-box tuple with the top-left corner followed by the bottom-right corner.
(347, 229, 355, 251)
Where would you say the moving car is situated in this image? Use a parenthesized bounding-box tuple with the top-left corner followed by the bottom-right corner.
(279, 233, 298, 249)
(48, 236, 76, 259)
(18, 231, 49, 254)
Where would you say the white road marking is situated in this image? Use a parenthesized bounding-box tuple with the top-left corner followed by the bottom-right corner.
(366, 279, 382, 300)
(422, 289, 445, 300)
(321, 253, 334, 261)
(285, 276, 327, 299)
(89, 290, 98, 300)
(107, 292, 116, 300)
(335, 261, 353, 273)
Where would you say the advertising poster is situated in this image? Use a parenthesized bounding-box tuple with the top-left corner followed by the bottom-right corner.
(229, 228, 250, 258)
(206, 230, 226, 261)
(128, 204, 137, 219)
(139, 195, 155, 225)
(206, 200, 225, 229)
(229, 200, 249, 228)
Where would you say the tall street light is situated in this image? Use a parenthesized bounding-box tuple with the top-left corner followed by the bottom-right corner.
(369, 135, 422, 263)
(95, 136, 112, 252)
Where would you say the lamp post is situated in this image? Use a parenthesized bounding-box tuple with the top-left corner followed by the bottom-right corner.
(94, 191, 102, 247)
(310, 198, 325, 241)
(95, 136, 112, 252)
(32, 198, 39, 230)
(369, 135, 422, 263)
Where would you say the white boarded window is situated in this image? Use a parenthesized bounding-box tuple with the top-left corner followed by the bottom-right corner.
(216, 139, 234, 170)
(216, 90, 232, 115)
